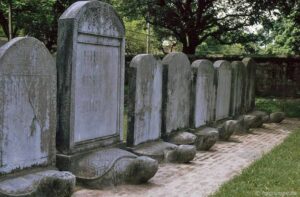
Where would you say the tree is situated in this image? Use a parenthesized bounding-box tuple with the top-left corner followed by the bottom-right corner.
(120, 0, 274, 54)
(0, 0, 115, 51)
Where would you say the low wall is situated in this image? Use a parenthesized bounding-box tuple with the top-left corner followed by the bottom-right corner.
(126, 55, 300, 98)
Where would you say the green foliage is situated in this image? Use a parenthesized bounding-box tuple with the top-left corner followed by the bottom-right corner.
(265, 17, 300, 55)
(124, 19, 147, 54)
(255, 98, 300, 117)
(212, 128, 300, 197)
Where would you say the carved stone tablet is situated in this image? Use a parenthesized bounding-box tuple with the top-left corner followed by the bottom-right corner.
(191, 60, 216, 127)
(230, 61, 246, 117)
(243, 58, 256, 112)
(128, 55, 162, 146)
(214, 60, 232, 121)
(0, 37, 56, 174)
(162, 52, 192, 135)
(56, 0, 125, 153)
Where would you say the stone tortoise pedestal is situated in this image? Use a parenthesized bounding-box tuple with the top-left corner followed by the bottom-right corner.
(0, 170, 75, 197)
(57, 148, 158, 188)
(130, 141, 196, 163)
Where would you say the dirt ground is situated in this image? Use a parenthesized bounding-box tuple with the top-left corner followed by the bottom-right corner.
(72, 118, 300, 197)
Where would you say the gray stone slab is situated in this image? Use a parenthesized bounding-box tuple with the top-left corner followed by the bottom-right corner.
(230, 61, 246, 117)
(132, 141, 196, 163)
(127, 54, 162, 146)
(214, 60, 232, 121)
(243, 58, 256, 112)
(161, 52, 192, 136)
(0, 170, 75, 197)
(191, 60, 216, 128)
(0, 37, 56, 174)
(56, 0, 125, 154)
(0, 37, 76, 196)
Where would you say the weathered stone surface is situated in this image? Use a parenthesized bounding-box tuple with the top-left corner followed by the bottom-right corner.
(217, 120, 239, 140)
(230, 61, 246, 117)
(0, 37, 76, 196)
(0, 37, 56, 174)
(56, 0, 126, 154)
(243, 114, 263, 128)
(243, 58, 256, 112)
(214, 60, 232, 121)
(168, 131, 197, 145)
(132, 141, 196, 163)
(194, 128, 218, 150)
(0, 170, 75, 197)
(191, 60, 216, 128)
(165, 145, 196, 163)
(161, 52, 191, 135)
(56, 1, 157, 187)
(250, 111, 270, 123)
(270, 112, 286, 123)
(58, 148, 158, 188)
(127, 54, 162, 146)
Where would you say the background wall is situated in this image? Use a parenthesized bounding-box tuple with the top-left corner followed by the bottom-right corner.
(126, 55, 300, 98)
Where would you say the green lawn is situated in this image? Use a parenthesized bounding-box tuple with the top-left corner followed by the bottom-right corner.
(255, 98, 300, 117)
(211, 129, 300, 197)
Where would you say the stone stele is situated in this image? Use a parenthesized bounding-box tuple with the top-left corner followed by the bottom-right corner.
(214, 60, 232, 121)
(191, 60, 216, 128)
(56, 1, 157, 188)
(0, 37, 75, 197)
(161, 52, 192, 135)
(230, 61, 246, 117)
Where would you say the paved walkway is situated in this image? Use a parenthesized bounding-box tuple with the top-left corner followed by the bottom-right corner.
(72, 118, 300, 197)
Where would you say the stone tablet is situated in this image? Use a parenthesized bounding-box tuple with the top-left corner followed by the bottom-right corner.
(0, 37, 56, 174)
(162, 52, 191, 135)
(214, 60, 232, 121)
(0, 37, 76, 196)
(128, 54, 162, 146)
(243, 58, 256, 112)
(230, 61, 246, 117)
(56, 0, 125, 153)
(191, 60, 216, 128)
(56, 1, 158, 187)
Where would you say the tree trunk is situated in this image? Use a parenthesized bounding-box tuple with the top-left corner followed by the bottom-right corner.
(181, 33, 200, 55)
(0, 11, 9, 38)
(182, 44, 197, 54)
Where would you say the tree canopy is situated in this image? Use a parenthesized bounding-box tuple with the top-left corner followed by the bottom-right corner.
(0, 0, 299, 55)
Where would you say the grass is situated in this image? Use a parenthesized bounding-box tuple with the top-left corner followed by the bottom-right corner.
(211, 129, 300, 197)
(255, 98, 300, 117)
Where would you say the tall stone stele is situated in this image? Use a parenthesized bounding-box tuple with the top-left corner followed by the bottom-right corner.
(189, 60, 218, 151)
(230, 61, 246, 117)
(191, 60, 216, 127)
(56, 1, 158, 188)
(243, 58, 256, 112)
(214, 60, 232, 121)
(161, 52, 197, 145)
(0, 37, 75, 197)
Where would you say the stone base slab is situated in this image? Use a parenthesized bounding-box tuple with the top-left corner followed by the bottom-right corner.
(0, 169, 75, 197)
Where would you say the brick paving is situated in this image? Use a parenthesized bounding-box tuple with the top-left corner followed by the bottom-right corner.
(72, 118, 300, 197)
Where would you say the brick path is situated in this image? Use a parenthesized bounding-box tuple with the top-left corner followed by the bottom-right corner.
(72, 118, 300, 197)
